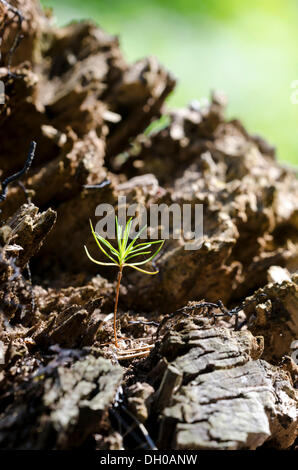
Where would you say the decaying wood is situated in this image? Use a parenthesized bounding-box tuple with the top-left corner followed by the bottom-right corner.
(120, 97, 298, 311)
(0, 353, 123, 449)
(150, 320, 297, 450)
(3, 203, 56, 268)
(0, 2, 296, 310)
(0, 202, 56, 332)
(126, 382, 155, 422)
(0, 0, 297, 451)
(244, 276, 298, 363)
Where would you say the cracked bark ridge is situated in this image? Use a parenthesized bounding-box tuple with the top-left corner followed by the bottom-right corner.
(0, 353, 123, 449)
(152, 320, 297, 450)
(31, 294, 113, 349)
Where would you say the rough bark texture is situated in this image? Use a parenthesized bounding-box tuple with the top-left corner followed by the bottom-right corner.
(151, 321, 297, 450)
(0, 0, 297, 450)
(0, 352, 123, 449)
(244, 276, 298, 364)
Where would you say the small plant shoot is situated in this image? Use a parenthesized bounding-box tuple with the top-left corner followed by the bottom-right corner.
(85, 217, 164, 348)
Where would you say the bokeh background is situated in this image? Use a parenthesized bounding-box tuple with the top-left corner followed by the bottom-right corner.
(41, 0, 298, 165)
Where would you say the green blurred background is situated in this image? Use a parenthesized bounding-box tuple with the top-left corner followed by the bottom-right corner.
(41, 0, 298, 165)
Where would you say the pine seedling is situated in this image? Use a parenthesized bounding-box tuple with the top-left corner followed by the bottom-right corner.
(85, 217, 164, 348)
